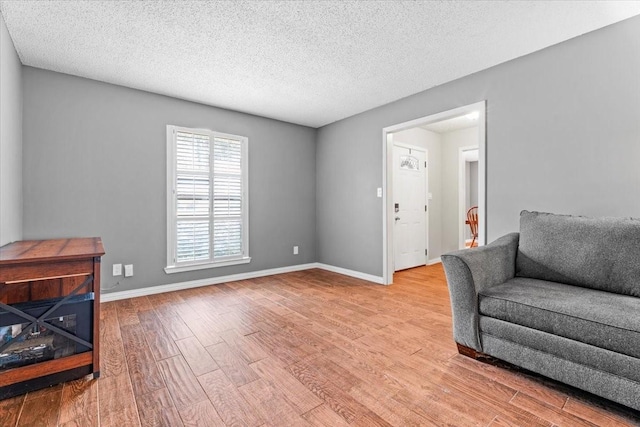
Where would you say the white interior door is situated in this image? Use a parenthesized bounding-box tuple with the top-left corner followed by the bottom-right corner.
(393, 145, 426, 271)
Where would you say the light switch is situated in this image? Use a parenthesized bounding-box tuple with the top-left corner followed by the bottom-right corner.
(124, 264, 134, 277)
(112, 264, 122, 276)
(377, 187, 382, 198)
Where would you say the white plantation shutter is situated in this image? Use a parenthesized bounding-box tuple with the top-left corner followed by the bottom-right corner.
(213, 137, 243, 258)
(175, 130, 211, 263)
(167, 126, 249, 272)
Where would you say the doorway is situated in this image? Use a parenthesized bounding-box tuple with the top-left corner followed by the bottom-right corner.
(459, 147, 479, 249)
(392, 143, 427, 271)
(382, 101, 486, 285)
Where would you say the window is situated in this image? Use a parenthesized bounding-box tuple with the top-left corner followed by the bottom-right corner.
(165, 125, 249, 273)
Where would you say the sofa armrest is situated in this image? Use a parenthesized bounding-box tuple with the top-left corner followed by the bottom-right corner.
(441, 232, 519, 351)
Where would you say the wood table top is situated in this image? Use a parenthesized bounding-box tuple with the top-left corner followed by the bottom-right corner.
(0, 238, 105, 265)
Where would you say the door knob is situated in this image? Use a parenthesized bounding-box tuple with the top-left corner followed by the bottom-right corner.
(395, 217, 400, 221)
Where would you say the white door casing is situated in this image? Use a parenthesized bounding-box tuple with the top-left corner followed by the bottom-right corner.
(382, 101, 486, 285)
(393, 144, 426, 271)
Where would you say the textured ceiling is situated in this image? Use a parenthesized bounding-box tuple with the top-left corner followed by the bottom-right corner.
(1, 1, 639, 128)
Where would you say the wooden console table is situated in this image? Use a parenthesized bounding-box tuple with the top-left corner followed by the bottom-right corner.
(0, 238, 104, 398)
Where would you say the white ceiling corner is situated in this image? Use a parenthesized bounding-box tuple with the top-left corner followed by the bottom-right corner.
(1, 1, 639, 128)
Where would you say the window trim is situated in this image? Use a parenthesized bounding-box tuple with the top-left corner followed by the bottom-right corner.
(165, 125, 250, 274)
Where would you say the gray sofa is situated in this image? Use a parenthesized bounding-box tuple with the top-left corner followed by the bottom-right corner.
(441, 210, 640, 411)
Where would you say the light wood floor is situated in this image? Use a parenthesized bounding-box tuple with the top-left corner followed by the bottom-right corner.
(1, 265, 639, 426)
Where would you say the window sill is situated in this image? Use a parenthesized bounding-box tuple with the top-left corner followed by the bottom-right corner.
(164, 257, 251, 274)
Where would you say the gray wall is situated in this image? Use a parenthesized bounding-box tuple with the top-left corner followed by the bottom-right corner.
(23, 68, 317, 293)
(0, 14, 22, 246)
(316, 15, 640, 277)
(469, 161, 478, 209)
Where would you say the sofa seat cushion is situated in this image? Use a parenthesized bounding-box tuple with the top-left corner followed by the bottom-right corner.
(478, 278, 640, 359)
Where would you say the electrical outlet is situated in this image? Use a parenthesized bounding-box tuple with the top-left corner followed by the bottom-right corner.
(112, 264, 122, 276)
(124, 264, 134, 277)
(293, 246, 299, 255)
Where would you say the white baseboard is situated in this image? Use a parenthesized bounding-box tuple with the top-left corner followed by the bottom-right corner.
(101, 263, 317, 302)
(101, 262, 384, 302)
(315, 263, 385, 284)
(426, 257, 442, 266)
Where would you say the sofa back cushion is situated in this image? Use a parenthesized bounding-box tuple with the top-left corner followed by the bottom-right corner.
(516, 211, 640, 297)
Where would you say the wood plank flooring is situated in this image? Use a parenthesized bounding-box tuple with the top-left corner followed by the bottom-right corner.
(1, 265, 639, 426)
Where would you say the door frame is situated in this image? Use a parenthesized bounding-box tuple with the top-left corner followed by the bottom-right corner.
(392, 142, 428, 272)
(458, 146, 479, 249)
(382, 101, 486, 285)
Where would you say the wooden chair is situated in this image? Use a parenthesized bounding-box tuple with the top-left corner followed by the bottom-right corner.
(466, 206, 478, 248)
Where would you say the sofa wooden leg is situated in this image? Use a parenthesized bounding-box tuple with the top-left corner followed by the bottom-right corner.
(456, 343, 487, 359)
